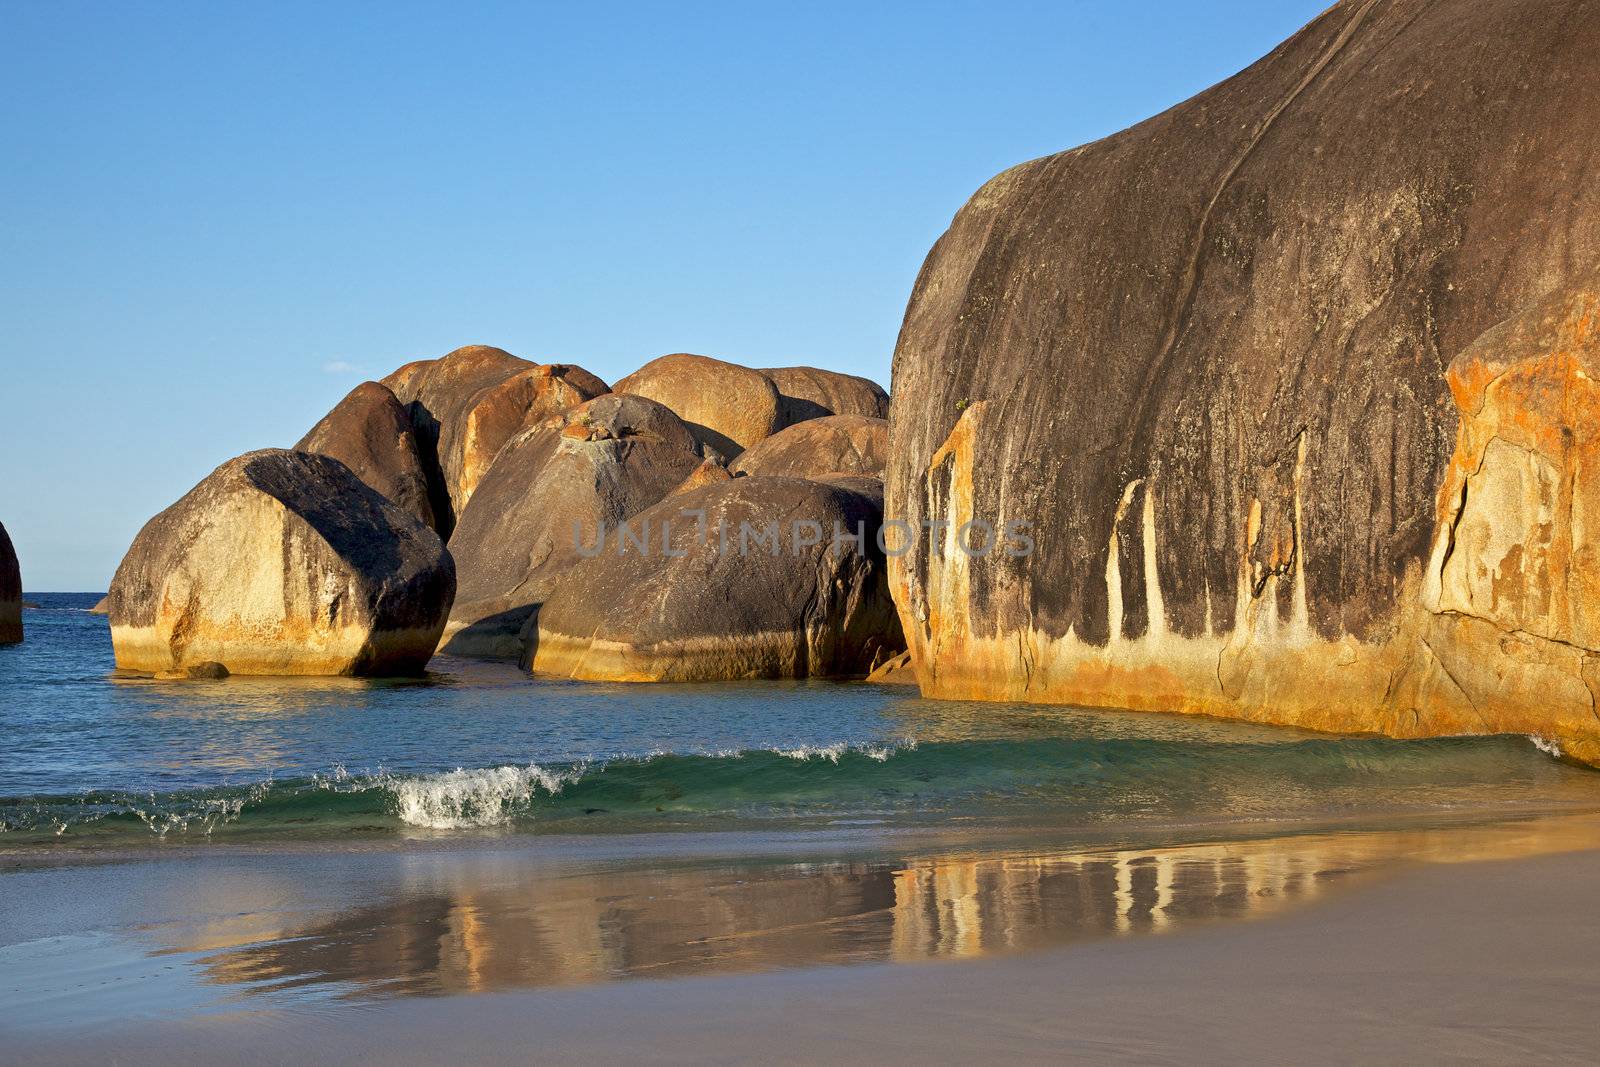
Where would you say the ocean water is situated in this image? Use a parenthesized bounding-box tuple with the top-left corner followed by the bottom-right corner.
(9, 593, 1600, 1018)
(3, 592, 1600, 850)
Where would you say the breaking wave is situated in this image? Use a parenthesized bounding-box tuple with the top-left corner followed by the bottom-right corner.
(384, 764, 584, 829)
(0, 733, 1586, 844)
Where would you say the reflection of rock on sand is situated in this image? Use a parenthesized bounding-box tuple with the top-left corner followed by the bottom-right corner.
(890, 844, 1333, 961)
(186, 815, 1600, 999)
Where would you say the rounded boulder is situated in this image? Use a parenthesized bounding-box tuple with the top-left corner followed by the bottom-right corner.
(108, 449, 455, 677)
(381, 344, 535, 534)
(613, 353, 781, 459)
(455, 362, 610, 509)
(731, 415, 889, 481)
(760, 366, 889, 426)
(526, 476, 904, 681)
(0, 521, 20, 644)
(295, 380, 437, 530)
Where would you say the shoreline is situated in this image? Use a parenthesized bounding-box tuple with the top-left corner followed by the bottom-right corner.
(6, 809, 1600, 1063)
(6, 830, 1600, 1063)
(7, 789, 1599, 869)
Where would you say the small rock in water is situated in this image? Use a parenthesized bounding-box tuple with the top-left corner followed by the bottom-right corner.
(155, 662, 230, 681)
(0, 520, 21, 644)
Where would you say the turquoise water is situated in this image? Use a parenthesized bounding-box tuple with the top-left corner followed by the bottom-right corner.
(4, 593, 1599, 846)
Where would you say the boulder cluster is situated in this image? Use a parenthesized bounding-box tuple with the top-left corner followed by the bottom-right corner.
(107, 347, 899, 679)
(99, 0, 1600, 762)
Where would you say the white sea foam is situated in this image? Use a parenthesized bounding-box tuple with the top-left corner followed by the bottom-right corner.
(384, 764, 580, 829)
(1529, 735, 1564, 759)
(774, 743, 850, 762)
(772, 740, 912, 763)
(130, 779, 272, 837)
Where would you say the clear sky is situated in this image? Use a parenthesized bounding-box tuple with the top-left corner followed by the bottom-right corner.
(2, 0, 1329, 590)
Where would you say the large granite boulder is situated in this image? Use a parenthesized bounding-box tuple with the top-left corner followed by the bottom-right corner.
(381, 345, 534, 534)
(441, 394, 704, 658)
(732, 415, 889, 481)
(0, 521, 20, 644)
(760, 366, 889, 426)
(454, 363, 609, 509)
(613, 353, 781, 459)
(526, 476, 904, 681)
(295, 381, 436, 529)
(108, 449, 454, 677)
(886, 0, 1600, 761)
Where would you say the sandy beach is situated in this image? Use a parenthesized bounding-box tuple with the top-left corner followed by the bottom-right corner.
(5, 815, 1600, 1065)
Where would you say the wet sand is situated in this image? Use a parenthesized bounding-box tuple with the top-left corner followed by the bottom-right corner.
(5, 815, 1600, 1063)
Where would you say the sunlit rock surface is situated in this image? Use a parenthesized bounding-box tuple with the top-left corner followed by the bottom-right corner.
(381, 345, 534, 535)
(759, 366, 889, 426)
(108, 449, 454, 677)
(732, 414, 889, 481)
(452, 363, 608, 510)
(613, 353, 782, 459)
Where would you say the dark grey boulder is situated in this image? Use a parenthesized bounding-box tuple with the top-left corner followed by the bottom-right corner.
(296, 380, 437, 530)
(0, 521, 20, 644)
(885, 0, 1600, 759)
(526, 476, 904, 681)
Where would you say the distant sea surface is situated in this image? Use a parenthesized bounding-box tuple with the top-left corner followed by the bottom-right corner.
(5, 592, 1598, 851)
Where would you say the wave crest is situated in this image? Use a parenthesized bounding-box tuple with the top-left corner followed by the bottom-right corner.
(383, 765, 581, 829)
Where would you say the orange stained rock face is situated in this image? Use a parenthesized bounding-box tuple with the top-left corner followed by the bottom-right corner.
(1434, 287, 1600, 652)
(559, 421, 594, 441)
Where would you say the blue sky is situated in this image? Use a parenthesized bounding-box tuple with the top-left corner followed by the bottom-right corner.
(2, 0, 1328, 589)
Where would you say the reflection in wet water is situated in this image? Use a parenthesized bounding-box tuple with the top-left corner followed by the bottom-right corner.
(155, 815, 1600, 1001)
